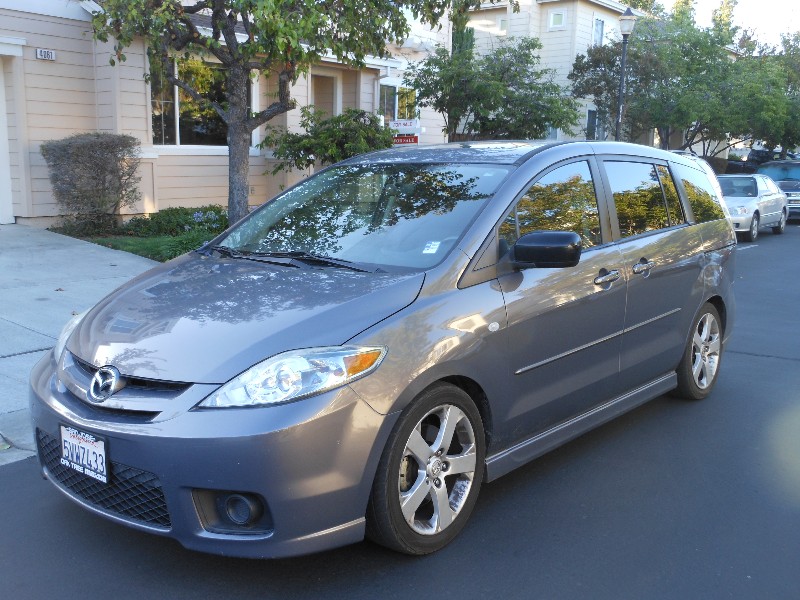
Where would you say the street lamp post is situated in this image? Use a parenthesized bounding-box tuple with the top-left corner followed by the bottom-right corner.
(615, 8, 637, 141)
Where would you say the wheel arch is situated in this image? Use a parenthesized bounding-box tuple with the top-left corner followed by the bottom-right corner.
(438, 375, 494, 452)
(705, 294, 728, 338)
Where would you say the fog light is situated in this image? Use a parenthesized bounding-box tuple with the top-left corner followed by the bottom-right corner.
(224, 493, 263, 526)
(193, 489, 274, 534)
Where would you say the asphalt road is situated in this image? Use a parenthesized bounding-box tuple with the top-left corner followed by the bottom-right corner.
(2, 224, 799, 600)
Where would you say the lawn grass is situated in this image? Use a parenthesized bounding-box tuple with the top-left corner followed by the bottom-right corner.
(88, 231, 213, 262)
(53, 205, 226, 262)
(89, 235, 178, 261)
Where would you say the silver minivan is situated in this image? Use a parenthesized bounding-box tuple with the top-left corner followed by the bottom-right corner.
(30, 141, 736, 558)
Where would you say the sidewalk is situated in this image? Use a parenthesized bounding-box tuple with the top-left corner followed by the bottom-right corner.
(0, 224, 156, 466)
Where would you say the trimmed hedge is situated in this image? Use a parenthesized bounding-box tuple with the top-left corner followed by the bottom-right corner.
(41, 132, 141, 233)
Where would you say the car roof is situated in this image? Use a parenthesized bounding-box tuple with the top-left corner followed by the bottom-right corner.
(758, 160, 800, 167)
(342, 140, 696, 167)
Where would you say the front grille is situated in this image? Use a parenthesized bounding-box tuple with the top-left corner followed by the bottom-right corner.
(37, 430, 171, 529)
(72, 354, 190, 393)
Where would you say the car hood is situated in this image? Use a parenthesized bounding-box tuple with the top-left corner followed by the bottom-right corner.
(67, 253, 424, 384)
(775, 180, 800, 192)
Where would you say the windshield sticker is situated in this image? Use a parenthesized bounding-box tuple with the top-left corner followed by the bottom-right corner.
(423, 241, 441, 254)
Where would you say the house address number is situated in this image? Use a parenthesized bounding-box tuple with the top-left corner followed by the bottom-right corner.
(36, 48, 57, 61)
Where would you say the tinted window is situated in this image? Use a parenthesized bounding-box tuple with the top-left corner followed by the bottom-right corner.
(763, 177, 781, 194)
(499, 161, 602, 250)
(606, 161, 672, 237)
(657, 165, 686, 225)
(673, 163, 727, 223)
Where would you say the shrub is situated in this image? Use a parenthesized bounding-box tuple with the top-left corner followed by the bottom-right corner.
(41, 133, 141, 233)
(263, 107, 395, 174)
(161, 229, 216, 259)
(124, 205, 228, 237)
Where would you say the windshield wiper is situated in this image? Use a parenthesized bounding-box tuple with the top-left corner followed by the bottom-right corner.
(206, 245, 300, 268)
(254, 251, 375, 273)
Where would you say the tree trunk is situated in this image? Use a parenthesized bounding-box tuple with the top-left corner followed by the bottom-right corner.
(226, 67, 252, 225)
(227, 122, 251, 225)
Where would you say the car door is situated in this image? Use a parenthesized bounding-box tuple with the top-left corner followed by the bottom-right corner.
(495, 158, 627, 436)
(759, 175, 785, 225)
(600, 159, 706, 391)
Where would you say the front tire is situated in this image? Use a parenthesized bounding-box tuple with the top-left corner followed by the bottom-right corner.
(366, 383, 485, 555)
(742, 212, 759, 242)
(673, 303, 723, 400)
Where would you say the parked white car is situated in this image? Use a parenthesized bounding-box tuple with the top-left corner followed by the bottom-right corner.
(717, 174, 788, 242)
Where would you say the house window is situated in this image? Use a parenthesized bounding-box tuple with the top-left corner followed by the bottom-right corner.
(546, 126, 559, 140)
(587, 110, 598, 140)
(549, 11, 566, 29)
(379, 84, 417, 126)
(151, 59, 250, 146)
(587, 109, 607, 140)
(497, 17, 509, 33)
(593, 18, 605, 45)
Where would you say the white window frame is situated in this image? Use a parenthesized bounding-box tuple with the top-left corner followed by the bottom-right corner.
(378, 77, 418, 122)
(497, 16, 509, 33)
(147, 56, 260, 156)
(593, 18, 605, 46)
(548, 11, 566, 31)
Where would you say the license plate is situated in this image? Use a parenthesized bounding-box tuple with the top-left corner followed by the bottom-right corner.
(59, 425, 108, 484)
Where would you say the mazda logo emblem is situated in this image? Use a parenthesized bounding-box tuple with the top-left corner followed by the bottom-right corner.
(88, 365, 126, 403)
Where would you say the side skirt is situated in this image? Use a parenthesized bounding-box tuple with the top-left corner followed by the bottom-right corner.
(484, 373, 677, 482)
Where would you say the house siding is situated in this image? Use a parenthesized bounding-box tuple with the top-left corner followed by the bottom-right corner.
(2, 2, 450, 224)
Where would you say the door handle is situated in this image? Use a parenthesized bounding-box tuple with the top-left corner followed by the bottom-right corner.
(594, 270, 621, 285)
(632, 261, 655, 275)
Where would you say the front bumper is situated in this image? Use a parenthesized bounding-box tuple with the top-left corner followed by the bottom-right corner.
(787, 201, 800, 219)
(29, 351, 396, 558)
(731, 213, 754, 233)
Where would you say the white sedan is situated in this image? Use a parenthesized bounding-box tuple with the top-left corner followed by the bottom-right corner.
(718, 174, 788, 242)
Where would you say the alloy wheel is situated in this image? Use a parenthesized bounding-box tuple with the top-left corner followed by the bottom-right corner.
(397, 404, 478, 535)
(691, 312, 721, 390)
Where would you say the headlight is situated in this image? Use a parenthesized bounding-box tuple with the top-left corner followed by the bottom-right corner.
(199, 345, 387, 408)
(732, 206, 750, 215)
(53, 310, 89, 362)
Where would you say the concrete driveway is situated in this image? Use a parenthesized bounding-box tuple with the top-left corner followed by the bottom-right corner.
(0, 224, 156, 465)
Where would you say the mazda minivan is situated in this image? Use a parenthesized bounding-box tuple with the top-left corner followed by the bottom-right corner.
(30, 141, 736, 558)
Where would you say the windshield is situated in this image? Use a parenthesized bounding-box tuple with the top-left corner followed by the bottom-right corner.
(218, 163, 510, 269)
(757, 164, 800, 181)
(718, 176, 756, 197)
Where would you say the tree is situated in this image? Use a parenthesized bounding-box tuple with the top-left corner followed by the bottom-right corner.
(569, 5, 779, 155)
(406, 37, 579, 141)
(262, 107, 395, 174)
(89, 0, 458, 224)
(471, 38, 580, 139)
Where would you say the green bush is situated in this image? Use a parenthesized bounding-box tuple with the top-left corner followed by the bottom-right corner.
(124, 205, 228, 237)
(161, 229, 217, 259)
(263, 107, 395, 174)
(41, 132, 141, 233)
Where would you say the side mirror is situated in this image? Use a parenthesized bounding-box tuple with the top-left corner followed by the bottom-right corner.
(511, 230, 582, 269)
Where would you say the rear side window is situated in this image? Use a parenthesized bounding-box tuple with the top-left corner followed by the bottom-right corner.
(605, 161, 681, 238)
(672, 163, 727, 223)
(499, 160, 602, 249)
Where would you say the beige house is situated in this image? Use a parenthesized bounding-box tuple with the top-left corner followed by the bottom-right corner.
(468, 0, 637, 141)
(0, 0, 448, 226)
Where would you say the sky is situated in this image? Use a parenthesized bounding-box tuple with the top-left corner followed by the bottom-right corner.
(663, 0, 800, 47)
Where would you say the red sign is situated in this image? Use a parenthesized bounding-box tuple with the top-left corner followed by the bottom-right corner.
(393, 135, 419, 145)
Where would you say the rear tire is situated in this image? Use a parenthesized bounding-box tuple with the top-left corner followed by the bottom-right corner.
(366, 383, 485, 555)
(673, 303, 723, 401)
(772, 211, 786, 234)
